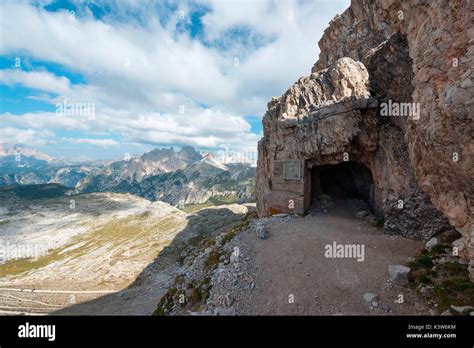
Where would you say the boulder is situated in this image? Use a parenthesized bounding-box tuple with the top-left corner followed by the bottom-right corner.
(363, 292, 378, 306)
(450, 305, 473, 315)
(425, 237, 439, 251)
(388, 265, 411, 285)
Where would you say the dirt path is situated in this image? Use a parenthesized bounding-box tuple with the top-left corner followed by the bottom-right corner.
(233, 199, 430, 315)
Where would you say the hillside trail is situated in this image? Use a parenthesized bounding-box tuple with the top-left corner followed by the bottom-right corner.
(233, 199, 431, 315)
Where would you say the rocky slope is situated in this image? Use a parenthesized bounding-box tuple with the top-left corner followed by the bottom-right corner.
(128, 156, 256, 206)
(256, 0, 473, 278)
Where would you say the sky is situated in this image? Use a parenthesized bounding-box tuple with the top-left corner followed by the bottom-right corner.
(0, 0, 349, 160)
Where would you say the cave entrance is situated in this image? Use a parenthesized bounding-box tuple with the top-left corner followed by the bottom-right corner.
(310, 161, 375, 211)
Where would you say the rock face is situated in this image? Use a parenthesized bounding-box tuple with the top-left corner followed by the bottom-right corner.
(256, 0, 473, 278)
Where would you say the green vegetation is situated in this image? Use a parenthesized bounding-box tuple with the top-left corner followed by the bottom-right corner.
(409, 244, 474, 313)
(428, 244, 450, 255)
(153, 285, 178, 316)
(153, 275, 210, 315)
(204, 249, 222, 272)
(188, 277, 211, 306)
(0, 249, 65, 278)
(409, 252, 434, 270)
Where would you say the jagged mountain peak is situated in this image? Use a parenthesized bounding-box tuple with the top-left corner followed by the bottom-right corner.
(196, 154, 229, 171)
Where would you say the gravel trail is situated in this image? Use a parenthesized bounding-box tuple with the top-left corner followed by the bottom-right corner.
(232, 199, 430, 315)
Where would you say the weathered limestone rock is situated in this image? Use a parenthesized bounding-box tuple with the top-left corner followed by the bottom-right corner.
(257, 57, 378, 215)
(256, 0, 473, 279)
(388, 265, 411, 285)
(312, 0, 473, 278)
(426, 237, 439, 251)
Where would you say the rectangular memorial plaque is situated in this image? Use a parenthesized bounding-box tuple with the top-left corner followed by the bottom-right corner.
(284, 160, 302, 181)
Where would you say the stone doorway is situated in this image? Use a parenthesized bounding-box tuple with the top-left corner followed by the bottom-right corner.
(310, 161, 375, 211)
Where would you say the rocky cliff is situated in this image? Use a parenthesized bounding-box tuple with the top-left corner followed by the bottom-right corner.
(256, 0, 473, 278)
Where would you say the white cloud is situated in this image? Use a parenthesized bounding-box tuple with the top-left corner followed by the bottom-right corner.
(62, 137, 118, 147)
(0, 126, 54, 146)
(0, 0, 349, 156)
(0, 69, 71, 95)
(0, 106, 260, 151)
(0, 112, 89, 131)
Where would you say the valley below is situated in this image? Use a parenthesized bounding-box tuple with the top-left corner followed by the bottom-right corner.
(0, 187, 251, 315)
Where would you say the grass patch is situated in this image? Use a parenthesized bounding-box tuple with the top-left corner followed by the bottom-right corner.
(154, 276, 211, 315)
(409, 252, 434, 270)
(0, 248, 64, 278)
(428, 244, 450, 256)
(439, 262, 466, 276)
(187, 277, 211, 308)
(418, 271, 432, 285)
(153, 286, 177, 316)
(410, 247, 474, 313)
(204, 249, 222, 272)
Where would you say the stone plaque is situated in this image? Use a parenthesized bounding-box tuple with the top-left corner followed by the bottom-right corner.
(284, 160, 302, 181)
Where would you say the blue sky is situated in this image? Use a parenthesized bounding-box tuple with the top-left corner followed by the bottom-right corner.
(0, 0, 349, 160)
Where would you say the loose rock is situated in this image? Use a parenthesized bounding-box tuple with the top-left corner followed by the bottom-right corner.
(388, 265, 410, 285)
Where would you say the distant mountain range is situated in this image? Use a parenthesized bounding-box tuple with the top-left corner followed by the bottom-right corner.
(127, 156, 255, 205)
(0, 143, 54, 161)
(0, 144, 107, 187)
(0, 144, 256, 206)
(77, 146, 202, 191)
